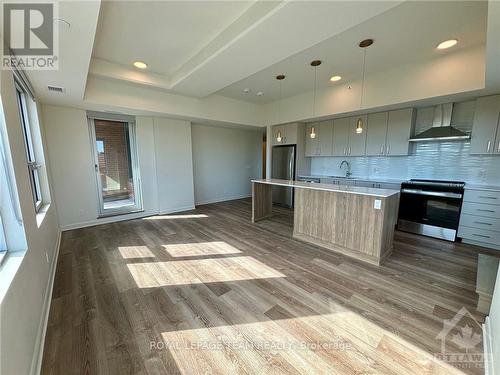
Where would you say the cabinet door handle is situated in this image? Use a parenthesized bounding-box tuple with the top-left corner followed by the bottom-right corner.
(472, 233, 491, 239)
(344, 147, 346, 155)
(477, 209, 495, 213)
(479, 196, 498, 200)
(386, 145, 390, 155)
(348, 146, 351, 155)
(474, 221, 493, 226)
(380, 145, 384, 154)
(497, 140, 500, 153)
(487, 140, 491, 153)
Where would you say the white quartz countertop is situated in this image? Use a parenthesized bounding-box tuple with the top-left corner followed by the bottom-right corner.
(465, 183, 500, 192)
(298, 175, 403, 184)
(252, 179, 400, 198)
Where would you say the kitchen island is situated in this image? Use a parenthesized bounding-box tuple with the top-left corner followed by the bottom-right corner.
(252, 178, 400, 265)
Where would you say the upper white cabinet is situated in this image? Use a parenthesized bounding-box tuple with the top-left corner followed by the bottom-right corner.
(332, 118, 350, 156)
(365, 108, 415, 156)
(272, 123, 298, 146)
(305, 123, 319, 156)
(386, 108, 415, 156)
(348, 115, 367, 156)
(366, 112, 389, 156)
(470, 95, 500, 155)
(318, 121, 334, 156)
(331, 116, 366, 156)
(303, 108, 414, 158)
(305, 121, 333, 157)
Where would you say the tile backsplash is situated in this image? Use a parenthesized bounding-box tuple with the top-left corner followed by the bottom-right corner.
(311, 141, 500, 184)
(311, 101, 500, 184)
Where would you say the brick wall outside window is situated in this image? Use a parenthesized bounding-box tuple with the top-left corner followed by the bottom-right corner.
(94, 120, 134, 201)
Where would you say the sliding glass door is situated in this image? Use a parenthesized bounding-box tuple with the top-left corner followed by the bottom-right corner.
(88, 113, 142, 217)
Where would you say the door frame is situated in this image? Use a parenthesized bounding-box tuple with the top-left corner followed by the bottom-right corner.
(87, 112, 143, 218)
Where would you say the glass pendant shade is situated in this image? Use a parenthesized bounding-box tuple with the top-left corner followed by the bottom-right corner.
(310, 127, 316, 139)
(356, 118, 363, 134)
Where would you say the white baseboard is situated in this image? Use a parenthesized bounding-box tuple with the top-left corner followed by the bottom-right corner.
(61, 205, 199, 231)
(30, 230, 62, 375)
(195, 194, 251, 206)
(61, 211, 152, 231)
(158, 205, 196, 215)
(483, 316, 495, 375)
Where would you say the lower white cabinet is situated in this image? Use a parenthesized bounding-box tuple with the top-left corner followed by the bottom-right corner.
(355, 180, 400, 190)
(459, 187, 500, 250)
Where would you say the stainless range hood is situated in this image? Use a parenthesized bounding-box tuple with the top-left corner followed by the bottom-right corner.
(409, 103, 470, 142)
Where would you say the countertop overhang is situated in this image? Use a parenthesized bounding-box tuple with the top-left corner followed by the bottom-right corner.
(252, 179, 400, 198)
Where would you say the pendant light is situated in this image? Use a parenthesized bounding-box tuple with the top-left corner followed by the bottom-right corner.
(356, 39, 373, 135)
(310, 59, 321, 139)
(276, 74, 285, 142)
(310, 126, 317, 139)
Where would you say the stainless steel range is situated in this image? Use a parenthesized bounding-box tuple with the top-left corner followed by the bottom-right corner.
(397, 179, 465, 241)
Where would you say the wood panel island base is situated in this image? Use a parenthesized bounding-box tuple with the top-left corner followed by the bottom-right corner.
(252, 179, 400, 265)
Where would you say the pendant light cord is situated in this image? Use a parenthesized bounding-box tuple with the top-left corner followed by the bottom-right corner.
(313, 66, 317, 117)
(278, 80, 282, 123)
(360, 48, 367, 109)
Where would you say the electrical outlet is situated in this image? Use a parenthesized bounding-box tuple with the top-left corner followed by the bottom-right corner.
(478, 169, 487, 178)
(374, 199, 382, 210)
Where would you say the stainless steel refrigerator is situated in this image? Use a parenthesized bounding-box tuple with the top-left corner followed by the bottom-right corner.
(271, 145, 296, 207)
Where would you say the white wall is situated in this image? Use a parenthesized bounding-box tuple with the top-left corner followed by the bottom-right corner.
(153, 117, 195, 213)
(41, 107, 97, 227)
(0, 70, 61, 374)
(263, 45, 485, 125)
(191, 124, 263, 205)
(42, 105, 196, 230)
(83, 76, 266, 127)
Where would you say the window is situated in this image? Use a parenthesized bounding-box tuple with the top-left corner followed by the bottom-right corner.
(1, 99, 26, 264)
(88, 113, 142, 217)
(15, 84, 43, 211)
(0, 216, 6, 263)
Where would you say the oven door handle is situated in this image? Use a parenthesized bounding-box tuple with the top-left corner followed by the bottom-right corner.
(401, 188, 463, 199)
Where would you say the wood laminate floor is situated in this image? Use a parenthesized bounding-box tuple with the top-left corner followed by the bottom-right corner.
(41, 199, 493, 375)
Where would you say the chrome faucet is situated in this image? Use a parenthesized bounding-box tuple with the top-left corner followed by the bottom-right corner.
(340, 160, 351, 178)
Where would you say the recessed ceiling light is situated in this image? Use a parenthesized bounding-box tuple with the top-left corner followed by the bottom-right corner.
(256, 91, 264, 96)
(330, 75, 342, 82)
(133, 61, 148, 69)
(437, 39, 458, 50)
(243, 88, 250, 94)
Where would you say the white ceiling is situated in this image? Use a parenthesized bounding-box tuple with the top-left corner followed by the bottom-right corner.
(24, 0, 499, 125)
(88, 0, 405, 97)
(93, 1, 254, 76)
(26, 0, 101, 105)
(217, 0, 488, 103)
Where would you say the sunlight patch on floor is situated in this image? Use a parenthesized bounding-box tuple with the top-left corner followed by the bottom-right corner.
(157, 310, 466, 375)
(143, 214, 208, 220)
(127, 256, 285, 288)
(163, 241, 242, 258)
(118, 246, 155, 259)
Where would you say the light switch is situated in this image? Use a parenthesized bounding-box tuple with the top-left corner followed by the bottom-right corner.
(374, 199, 382, 210)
